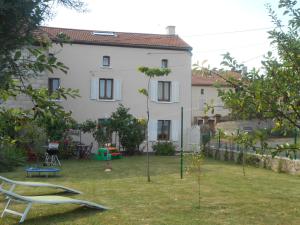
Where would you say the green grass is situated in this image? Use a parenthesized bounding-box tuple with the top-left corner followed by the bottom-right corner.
(2, 156, 300, 224)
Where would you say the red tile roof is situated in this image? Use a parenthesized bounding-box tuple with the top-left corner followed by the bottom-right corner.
(192, 71, 241, 86)
(39, 26, 192, 51)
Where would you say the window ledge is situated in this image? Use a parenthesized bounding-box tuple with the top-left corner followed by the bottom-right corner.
(100, 66, 112, 69)
(49, 99, 63, 102)
(155, 101, 178, 104)
(90, 99, 120, 102)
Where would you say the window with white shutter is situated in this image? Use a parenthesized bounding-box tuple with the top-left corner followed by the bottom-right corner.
(150, 80, 158, 102)
(171, 81, 179, 102)
(91, 78, 121, 101)
(114, 79, 122, 101)
(90, 78, 99, 100)
(148, 120, 157, 141)
(171, 120, 179, 141)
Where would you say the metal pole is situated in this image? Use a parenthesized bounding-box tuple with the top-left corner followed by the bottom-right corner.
(218, 130, 221, 149)
(237, 129, 240, 151)
(180, 107, 184, 179)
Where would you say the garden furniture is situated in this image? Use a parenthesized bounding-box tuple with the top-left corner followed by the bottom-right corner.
(80, 142, 93, 159)
(45, 142, 61, 166)
(0, 175, 82, 194)
(108, 147, 122, 159)
(95, 148, 111, 161)
(0, 188, 109, 223)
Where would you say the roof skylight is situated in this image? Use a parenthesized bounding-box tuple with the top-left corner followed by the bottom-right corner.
(92, 31, 116, 36)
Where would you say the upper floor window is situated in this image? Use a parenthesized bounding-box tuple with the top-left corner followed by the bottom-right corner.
(201, 88, 204, 95)
(48, 78, 60, 95)
(102, 56, 110, 67)
(157, 120, 171, 140)
(158, 81, 171, 102)
(161, 59, 168, 68)
(99, 78, 113, 99)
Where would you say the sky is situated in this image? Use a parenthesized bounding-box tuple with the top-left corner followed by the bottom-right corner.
(45, 0, 283, 70)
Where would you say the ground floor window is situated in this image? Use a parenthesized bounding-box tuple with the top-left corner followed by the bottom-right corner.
(157, 120, 171, 140)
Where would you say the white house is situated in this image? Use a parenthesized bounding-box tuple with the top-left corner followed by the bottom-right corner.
(191, 71, 239, 131)
(31, 26, 193, 150)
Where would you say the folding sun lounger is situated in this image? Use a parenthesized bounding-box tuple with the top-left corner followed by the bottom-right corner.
(0, 188, 109, 223)
(0, 176, 82, 194)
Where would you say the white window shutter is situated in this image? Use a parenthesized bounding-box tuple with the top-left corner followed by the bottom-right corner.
(148, 120, 157, 141)
(171, 81, 180, 103)
(171, 120, 180, 141)
(150, 80, 158, 102)
(90, 78, 99, 100)
(114, 79, 122, 100)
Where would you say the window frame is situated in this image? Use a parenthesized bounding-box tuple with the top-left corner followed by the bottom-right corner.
(48, 78, 60, 95)
(157, 120, 171, 141)
(102, 56, 110, 67)
(161, 59, 168, 68)
(99, 78, 114, 100)
(158, 81, 171, 102)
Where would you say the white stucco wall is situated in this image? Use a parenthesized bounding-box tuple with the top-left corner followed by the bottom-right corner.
(48, 43, 192, 150)
(191, 85, 230, 121)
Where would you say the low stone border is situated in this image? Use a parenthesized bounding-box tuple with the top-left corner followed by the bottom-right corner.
(207, 147, 300, 175)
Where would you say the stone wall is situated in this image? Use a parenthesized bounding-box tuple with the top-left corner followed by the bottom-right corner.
(208, 147, 300, 175)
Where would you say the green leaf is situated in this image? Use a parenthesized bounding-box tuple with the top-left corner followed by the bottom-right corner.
(138, 88, 148, 96)
(14, 51, 21, 60)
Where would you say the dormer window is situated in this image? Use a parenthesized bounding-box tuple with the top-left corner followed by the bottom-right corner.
(102, 56, 110, 67)
(161, 59, 168, 68)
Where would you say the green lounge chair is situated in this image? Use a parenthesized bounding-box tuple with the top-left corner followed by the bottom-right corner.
(0, 176, 82, 194)
(0, 188, 109, 223)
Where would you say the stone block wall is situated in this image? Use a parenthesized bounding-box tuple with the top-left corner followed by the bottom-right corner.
(208, 147, 300, 175)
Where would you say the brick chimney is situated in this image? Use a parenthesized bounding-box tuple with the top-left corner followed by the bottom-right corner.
(166, 26, 176, 35)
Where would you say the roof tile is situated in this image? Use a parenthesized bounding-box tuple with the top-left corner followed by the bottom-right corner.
(39, 26, 192, 51)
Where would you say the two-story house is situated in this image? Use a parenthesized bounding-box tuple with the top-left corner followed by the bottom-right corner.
(39, 26, 192, 150)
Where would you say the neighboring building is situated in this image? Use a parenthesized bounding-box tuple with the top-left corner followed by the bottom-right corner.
(23, 26, 192, 150)
(191, 71, 240, 131)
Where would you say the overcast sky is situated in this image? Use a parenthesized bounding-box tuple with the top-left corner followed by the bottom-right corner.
(45, 0, 283, 69)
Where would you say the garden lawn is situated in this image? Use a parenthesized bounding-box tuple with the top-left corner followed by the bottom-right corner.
(1, 156, 300, 224)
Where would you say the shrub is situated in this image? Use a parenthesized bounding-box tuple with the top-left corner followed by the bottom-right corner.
(59, 139, 77, 159)
(214, 149, 220, 160)
(0, 144, 26, 172)
(153, 142, 176, 156)
(237, 152, 243, 164)
(245, 154, 260, 167)
(224, 150, 229, 161)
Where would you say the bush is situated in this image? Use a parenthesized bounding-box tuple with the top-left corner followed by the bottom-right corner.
(0, 144, 26, 172)
(245, 154, 260, 167)
(214, 149, 220, 160)
(224, 150, 229, 161)
(153, 142, 176, 156)
(59, 139, 76, 159)
(237, 152, 243, 164)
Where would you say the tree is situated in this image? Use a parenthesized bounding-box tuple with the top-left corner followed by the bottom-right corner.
(216, 1, 300, 131)
(138, 67, 171, 182)
(80, 119, 112, 148)
(0, 0, 83, 136)
(110, 104, 146, 155)
(193, 1, 300, 132)
(0, 0, 84, 169)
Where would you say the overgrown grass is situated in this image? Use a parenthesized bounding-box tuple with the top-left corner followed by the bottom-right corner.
(1, 156, 300, 224)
